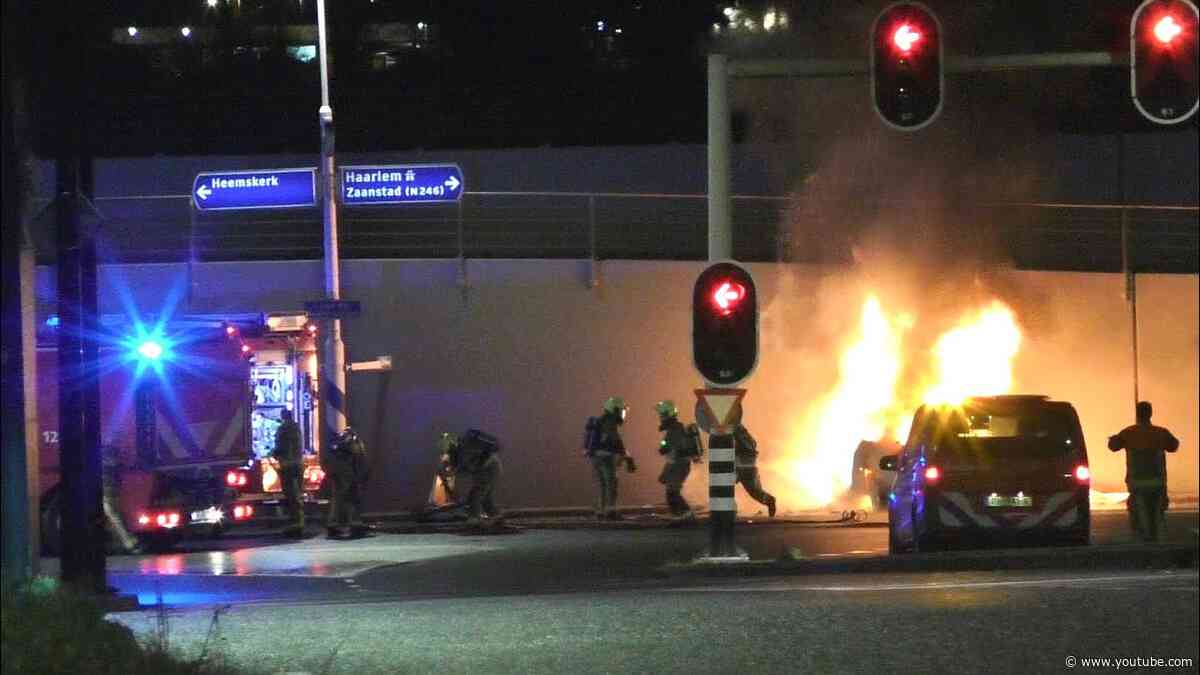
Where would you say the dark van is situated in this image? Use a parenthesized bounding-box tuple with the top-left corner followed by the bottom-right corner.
(884, 395, 1091, 553)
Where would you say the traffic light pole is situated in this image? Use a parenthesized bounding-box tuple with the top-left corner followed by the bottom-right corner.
(317, 0, 348, 448)
(707, 432, 739, 558)
(707, 54, 732, 261)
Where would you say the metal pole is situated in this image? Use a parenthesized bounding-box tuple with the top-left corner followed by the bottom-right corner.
(707, 53, 732, 261)
(317, 0, 347, 446)
(588, 194, 599, 288)
(1118, 133, 1139, 408)
(2, 72, 33, 587)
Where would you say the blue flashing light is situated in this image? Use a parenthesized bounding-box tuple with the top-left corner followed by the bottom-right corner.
(46, 315, 60, 327)
(137, 340, 164, 361)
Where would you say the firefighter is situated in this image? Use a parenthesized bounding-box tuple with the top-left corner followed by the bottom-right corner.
(733, 424, 777, 518)
(585, 397, 636, 521)
(101, 445, 141, 554)
(439, 431, 503, 525)
(323, 426, 369, 539)
(1108, 401, 1180, 543)
(655, 400, 701, 518)
(273, 416, 305, 537)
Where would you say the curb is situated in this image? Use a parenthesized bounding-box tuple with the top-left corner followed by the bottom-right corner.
(660, 543, 1199, 578)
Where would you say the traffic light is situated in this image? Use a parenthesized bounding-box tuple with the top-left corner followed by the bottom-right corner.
(871, 2, 943, 131)
(693, 262, 758, 386)
(1132, 0, 1199, 124)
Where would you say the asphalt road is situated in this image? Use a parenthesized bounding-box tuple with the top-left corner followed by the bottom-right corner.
(109, 568, 1199, 675)
(93, 509, 1198, 606)
(87, 510, 1199, 674)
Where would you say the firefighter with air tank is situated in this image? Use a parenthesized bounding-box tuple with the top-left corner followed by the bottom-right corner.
(438, 430, 504, 525)
(323, 426, 370, 539)
(273, 416, 306, 537)
(584, 397, 637, 521)
(655, 400, 703, 519)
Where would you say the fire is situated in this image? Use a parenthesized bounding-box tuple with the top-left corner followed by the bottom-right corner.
(921, 301, 1022, 406)
(774, 296, 909, 506)
(770, 295, 1023, 510)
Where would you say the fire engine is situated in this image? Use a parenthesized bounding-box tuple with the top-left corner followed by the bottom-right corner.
(37, 311, 326, 552)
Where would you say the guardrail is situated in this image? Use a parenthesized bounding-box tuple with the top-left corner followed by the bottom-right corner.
(28, 192, 1199, 274)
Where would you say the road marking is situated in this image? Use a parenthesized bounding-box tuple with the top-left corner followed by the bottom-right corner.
(673, 572, 1198, 594)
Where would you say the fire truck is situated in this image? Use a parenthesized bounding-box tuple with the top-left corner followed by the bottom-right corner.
(37, 311, 326, 552)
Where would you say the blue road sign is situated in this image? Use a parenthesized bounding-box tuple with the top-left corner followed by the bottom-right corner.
(341, 164, 465, 205)
(193, 168, 317, 211)
(304, 299, 362, 320)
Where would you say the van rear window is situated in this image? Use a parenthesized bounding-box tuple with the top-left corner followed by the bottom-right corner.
(933, 405, 1082, 465)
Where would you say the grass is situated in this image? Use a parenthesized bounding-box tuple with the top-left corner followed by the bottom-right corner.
(1, 577, 248, 675)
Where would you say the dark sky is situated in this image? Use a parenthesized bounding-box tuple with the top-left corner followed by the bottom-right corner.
(14, 1, 1193, 157)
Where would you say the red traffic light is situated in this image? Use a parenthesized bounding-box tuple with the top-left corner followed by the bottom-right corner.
(711, 280, 746, 316)
(1132, 0, 1199, 124)
(693, 262, 758, 386)
(871, 2, 943, 131)
(1155, 15, 1185, 44)
(892, 23, 922, 53)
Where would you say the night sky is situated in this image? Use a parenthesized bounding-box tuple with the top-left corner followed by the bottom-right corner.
(12, 1, 1191, 158)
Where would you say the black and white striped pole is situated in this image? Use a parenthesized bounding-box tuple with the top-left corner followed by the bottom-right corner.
(692, 261, 758, 560)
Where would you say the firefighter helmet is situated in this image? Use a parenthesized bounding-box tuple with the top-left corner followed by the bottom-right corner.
(603, 396, 627, 417)
(654, 400, 678, 418)
(437, 432, 460, 455)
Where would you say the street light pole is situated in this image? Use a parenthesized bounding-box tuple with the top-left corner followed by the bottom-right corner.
(317, 0, 347, 447)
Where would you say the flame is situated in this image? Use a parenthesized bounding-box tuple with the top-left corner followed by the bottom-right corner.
(921, 301, 1022, 406)
(770, 296, 1023, 510)
(774, 296, 909, 506)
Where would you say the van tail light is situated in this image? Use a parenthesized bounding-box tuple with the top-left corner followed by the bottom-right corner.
(232, 504, 255, 521)
(1074, 464, 1091, 484)
(923, 465, 942, 484)
(226, 470, 248, 488)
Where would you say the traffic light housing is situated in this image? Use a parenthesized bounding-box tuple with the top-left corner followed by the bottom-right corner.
(693, 262, 758, 386)
(1132, 0, 1199, 124)
(871, 2, 943, 131)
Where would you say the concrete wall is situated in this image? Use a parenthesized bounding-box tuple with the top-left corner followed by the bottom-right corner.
(36, 260, 1199, 511)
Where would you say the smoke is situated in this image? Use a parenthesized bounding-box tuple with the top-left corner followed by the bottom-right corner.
(746, 129, 1044, 511)
(731, 128, 1198, 512)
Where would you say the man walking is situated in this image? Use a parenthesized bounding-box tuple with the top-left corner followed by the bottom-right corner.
(655, 400, 701, 519)
(733, 424, 777, 518)
(585, 397, 636, 521)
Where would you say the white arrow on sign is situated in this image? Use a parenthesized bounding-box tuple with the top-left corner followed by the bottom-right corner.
(444, 175, 461, 191)
(195, 184, 212, 201)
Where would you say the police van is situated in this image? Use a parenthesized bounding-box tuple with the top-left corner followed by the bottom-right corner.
(883, 395, 1091, 553)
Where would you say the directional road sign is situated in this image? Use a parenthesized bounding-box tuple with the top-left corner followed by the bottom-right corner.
(304, 299, 362, 320)
(193, 168, 317, 211)
(341, 164, 465, 205)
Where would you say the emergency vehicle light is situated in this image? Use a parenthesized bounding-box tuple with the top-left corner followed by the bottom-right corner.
(1074, 464, 1091, 483)
(225, 469, 249, 487)
(232, 504, 254, 520)
(923, 465, 942, 483)
(137, 340, 164, 360)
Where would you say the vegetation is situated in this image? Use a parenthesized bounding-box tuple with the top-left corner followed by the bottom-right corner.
(1, 577, 245, 675)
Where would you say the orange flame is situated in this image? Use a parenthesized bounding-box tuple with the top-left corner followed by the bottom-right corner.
(921, 301, 1022, 406)
(770, 296, 1023, 510)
